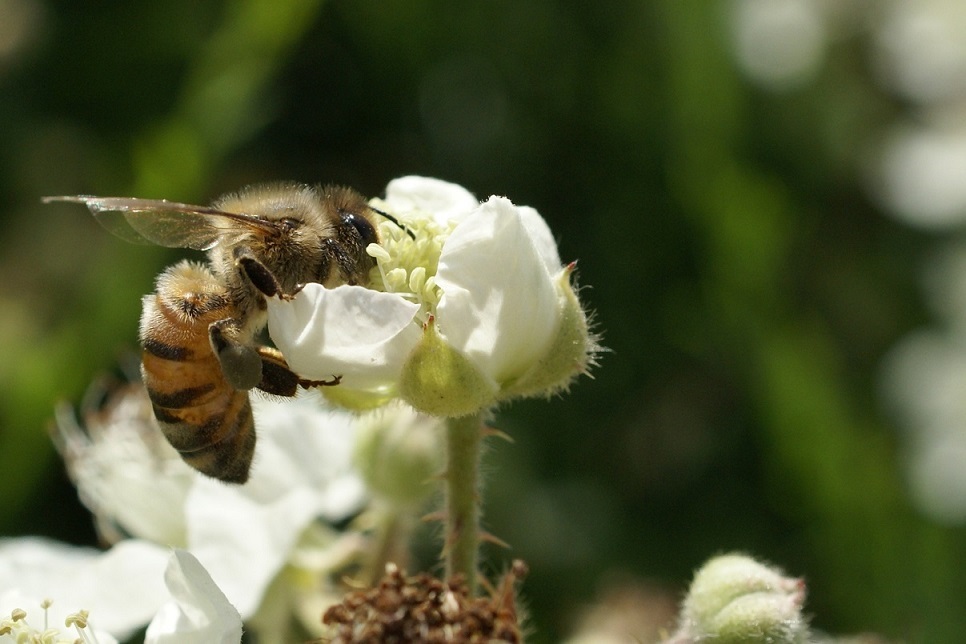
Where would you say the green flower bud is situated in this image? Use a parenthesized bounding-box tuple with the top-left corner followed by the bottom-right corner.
(673, 553, 808, 644)
(353, 405, 445, 507)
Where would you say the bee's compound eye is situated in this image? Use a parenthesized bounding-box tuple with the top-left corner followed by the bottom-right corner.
(343, 212, 377, 246)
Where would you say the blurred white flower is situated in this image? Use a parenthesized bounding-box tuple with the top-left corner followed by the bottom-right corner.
(267, 176, 598, 417)
(878, 242, 966, 524)
(145, 550, 242, 644)
(0, 537, 169, 641)
(730, 0, 826, 89)
(876, 118, 966, 228)
(185, 393, 366, 619)
(881, 329, 966, 523)
(52, 382, 367, 628)
(869, 0, 966, 227)
(875, 0, 966, 103)
(53, 380, 194, 546)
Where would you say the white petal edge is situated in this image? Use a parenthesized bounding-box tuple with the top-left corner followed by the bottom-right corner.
(435, 197, 561, 383)
(383, 176, 479, 225)
(267, 284, 421, 390)
(144, 550, 242, 644)
(516, 204, 562, 274)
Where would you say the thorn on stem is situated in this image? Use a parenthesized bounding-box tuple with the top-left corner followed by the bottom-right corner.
(481, 425, 514, 443)
(480, 531, 511, 549)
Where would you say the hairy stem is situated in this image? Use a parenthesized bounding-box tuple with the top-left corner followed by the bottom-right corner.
(444, 412, 484, 594)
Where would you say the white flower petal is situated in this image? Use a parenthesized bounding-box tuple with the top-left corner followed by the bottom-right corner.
(436, 197, 561, 383)
(184, 396, 366, 619)
(248, 395, 366, 520)
(0, 538, 169, 639)
(186, 483, 321, 619)
(267, 284, 421, 390)
(517, 204, 562, 274)
(144, 550, 242, 644)
(53, 385, 193, 547)
(384, 175, 479, 224)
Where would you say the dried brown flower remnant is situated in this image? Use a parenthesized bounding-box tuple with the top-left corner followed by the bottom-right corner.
(322, 561, 527, 643)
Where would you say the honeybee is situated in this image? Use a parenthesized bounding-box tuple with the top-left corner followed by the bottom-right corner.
(45, 183, 389, 483)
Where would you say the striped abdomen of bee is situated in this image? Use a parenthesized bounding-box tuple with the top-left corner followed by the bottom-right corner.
(139, 260, 257, 484)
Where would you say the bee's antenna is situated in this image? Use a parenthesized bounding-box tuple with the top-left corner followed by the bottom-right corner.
(372, 207, 416, 240)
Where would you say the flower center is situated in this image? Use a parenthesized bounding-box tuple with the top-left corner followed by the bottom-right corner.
(366, 201, 452, 320)
(0, 601, 102, 644)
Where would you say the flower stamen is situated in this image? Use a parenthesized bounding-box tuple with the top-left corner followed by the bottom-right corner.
(366, 201, 449, 317)
(0, 602, 101, 644)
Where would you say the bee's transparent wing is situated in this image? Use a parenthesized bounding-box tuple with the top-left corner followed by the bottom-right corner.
(42, 196, 276, 251)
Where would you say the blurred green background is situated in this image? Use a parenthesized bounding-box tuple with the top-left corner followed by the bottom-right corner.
(3, 0, 965, 641)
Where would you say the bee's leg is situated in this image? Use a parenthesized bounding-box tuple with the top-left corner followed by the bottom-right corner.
(209, 319, 263, 390)
(255, 346, 341, 397)
(233, 246, 287, 298)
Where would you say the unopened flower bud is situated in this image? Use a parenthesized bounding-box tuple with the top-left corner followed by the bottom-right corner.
(671, 553, 808, 644)
(353, 405, 445, 507)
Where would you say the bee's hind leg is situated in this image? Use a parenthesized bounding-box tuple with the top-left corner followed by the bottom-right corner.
(255, 346, 341, 397)
(209, 319, 263, 390)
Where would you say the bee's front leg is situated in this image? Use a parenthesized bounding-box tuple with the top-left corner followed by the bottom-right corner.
(209, 319, 263, 390)
(233, 246, 286, 298)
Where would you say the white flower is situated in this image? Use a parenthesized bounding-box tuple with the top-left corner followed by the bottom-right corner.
(881, 329, 966, 523)
(876, 120, 966, 229)
(267, 176, 597, 417)
(0, 541, 242, 644)
(53, 385, 367, 625)
(0, 537, 170, 641)
(879, 243, 966, 524)
(729, 0, 826, 89)
(53, 381, 194, 546)
(876, 0, 966, 104)
(145, 550, 242, 644)
(185, 393, 366, 618)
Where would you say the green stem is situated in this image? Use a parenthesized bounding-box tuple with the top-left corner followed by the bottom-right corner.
(362, 505, 404, 587)
(444, 412, 484, 594)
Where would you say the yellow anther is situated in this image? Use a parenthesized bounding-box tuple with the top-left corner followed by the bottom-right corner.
(64, 610, 89, 629)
